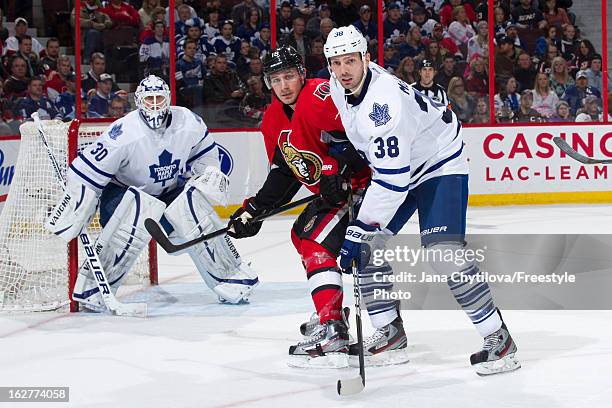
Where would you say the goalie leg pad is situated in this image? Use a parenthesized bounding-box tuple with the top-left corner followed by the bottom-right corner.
(164, 186, 259, 304)
(72, 187, 166, 311)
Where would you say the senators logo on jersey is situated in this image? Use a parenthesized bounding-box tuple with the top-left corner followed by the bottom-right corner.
(313, 82, 331, 101)
(278, 130, 322, 185)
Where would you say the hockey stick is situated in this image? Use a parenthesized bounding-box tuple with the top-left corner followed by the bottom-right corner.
(145, 194, 319, 254)
(553, 137, 612, 164)
(32, 113, 146, 317)
(337, 194, 365, 396)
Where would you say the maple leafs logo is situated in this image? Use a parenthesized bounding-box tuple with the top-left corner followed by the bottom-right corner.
(369, 102, 391, 127)
(149, 150, 180, 186)
(108, 123, 123, 140)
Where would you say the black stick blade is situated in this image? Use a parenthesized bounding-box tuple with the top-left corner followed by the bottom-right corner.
(553, 137, 612, 164)
(144, 218, 179, 253)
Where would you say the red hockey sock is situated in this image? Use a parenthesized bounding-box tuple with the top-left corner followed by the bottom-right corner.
(301, 240, 343, 323)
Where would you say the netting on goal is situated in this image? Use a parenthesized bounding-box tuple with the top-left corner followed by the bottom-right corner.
(0, 120, 156, 312)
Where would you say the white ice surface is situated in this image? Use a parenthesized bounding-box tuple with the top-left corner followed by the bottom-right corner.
(1, 204, 612, 408)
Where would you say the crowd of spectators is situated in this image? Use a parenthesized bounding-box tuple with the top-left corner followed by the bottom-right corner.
(0, 1, 610, 132)
(490, 0, 611, 122)
(377, 0, 612, 124)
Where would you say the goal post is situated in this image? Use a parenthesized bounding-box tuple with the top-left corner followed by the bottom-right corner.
(0, 119, 157, 313)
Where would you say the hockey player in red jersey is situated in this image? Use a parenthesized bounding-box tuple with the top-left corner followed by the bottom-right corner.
(227, 45, 370, 367)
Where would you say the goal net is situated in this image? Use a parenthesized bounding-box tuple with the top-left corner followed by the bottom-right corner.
(0, 119, 157, 312)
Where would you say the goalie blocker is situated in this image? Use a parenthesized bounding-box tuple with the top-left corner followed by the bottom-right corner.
(45, 167, 258, 311)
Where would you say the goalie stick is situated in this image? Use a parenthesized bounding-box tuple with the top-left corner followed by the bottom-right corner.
(32, 113, 147, 317)
(145, 194, 319, 254)
(553, 137, 612, 164)
(337, 194, 365, 396)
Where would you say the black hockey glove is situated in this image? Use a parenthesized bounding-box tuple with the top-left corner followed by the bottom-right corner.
(319, 156, 351, 206)
(227, 197, 264, 239)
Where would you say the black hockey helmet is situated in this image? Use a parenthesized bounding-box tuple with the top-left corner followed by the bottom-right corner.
(262, 45, 306, 89)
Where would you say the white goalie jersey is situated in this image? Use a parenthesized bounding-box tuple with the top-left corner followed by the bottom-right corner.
(329, 62, 468, 230)
(69, 106, 219, 196)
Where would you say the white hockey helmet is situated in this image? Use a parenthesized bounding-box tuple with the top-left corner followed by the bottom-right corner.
(135, 75, 171, 129)
(323, 25, 368, 61)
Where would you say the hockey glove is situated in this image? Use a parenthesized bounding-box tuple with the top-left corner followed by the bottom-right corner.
(319, 156, 351, 206)
(339, 220, 379, 273)
(227, 197, 264, 239)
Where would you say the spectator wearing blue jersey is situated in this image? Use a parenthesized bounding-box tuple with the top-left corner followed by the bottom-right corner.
(398, 26, 426, 60)
(251, 23, 271, 58)
(237, 8, 261, 41)
(174, 4, 193, 40)
(353, 5, 377, 45)
(561, 70, 602, 115)
(383, 43, 401, 72)
(107, 96, 128, 118)
(176, 21, 213, 65)
(384, 3, 409, 45)
(55, 72, 77, 121)
(140, 20, 170, 78)
(87, 73, 126, 118)
(176, 39, 205, 89)
(211, 20, 242, 64)
(19, 77, 61, 121)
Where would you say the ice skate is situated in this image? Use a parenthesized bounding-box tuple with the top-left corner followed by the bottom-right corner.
(300, 306, 350, 337)
(349, 315, 409, 367)
(288, 320, 350, 368)
(470, 314, 521, 376)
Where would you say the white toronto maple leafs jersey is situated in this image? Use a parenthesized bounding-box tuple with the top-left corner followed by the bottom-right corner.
(329, 62, 468, 230)
(68, 106, 219, 197)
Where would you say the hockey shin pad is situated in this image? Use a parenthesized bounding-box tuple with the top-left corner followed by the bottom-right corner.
(163, 186, 259, 304)
(429, 242, 502, 337)
(359, 234, 401, 329)
(72, 187, 166, 311)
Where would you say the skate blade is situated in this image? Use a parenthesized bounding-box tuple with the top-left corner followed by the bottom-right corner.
(287, 352, 349, 369)
(349, 348, 410, 367)
(475, 353, 521, 376)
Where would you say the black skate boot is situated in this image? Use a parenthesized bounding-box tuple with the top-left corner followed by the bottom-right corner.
(288, 319, 350, 368)
(300, 307, 350, 337)
(348, 315, 409, 367)
(470, 310, 521, 376)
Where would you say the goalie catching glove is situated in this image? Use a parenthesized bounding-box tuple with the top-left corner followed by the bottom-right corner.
(227, 197, 265, 239)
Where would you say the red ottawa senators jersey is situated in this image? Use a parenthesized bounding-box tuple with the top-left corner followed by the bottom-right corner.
(261, 78, 369, 194)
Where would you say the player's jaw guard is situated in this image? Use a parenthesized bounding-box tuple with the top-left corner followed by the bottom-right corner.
(135, 75, 171, 130)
